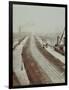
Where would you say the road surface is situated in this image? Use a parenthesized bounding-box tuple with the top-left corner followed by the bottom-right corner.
(13, 34, 65, 87)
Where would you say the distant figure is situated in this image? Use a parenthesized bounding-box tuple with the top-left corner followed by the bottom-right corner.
(43, 42, 45, 48)
(46, 43, 48, 48)
(43, 41, 48, 48)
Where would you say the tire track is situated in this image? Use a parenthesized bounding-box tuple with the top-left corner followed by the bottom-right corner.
(34, 36, 64, 72)
(21, 37, 52, 85)
(30, 36, 65, 83)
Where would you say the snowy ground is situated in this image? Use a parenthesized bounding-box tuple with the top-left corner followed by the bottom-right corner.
(36, 36, 65, 64)
(13, 34, 65, 85)
(13, 36, 30, 85)
(13, 41, 18, 49)
(30, 35, 65, 83)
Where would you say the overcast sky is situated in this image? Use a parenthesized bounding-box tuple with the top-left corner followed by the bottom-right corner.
(13, 4, 65, 34)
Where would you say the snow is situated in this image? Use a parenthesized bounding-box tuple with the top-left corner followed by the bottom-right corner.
(36, 36, 65, 64)
(13, 36, 30, 85)
(13, 41, 18, 48)
(30, 35, 65, 83)
(45, 47, 65, 64)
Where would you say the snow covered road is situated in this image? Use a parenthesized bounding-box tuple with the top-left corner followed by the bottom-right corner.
(36, 36, 65, 64)
(13, 34, 65, 86)
(13, 36, 30, 85)
(30, 35, 65, 83)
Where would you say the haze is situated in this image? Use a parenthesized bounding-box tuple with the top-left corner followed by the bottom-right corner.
(13, 4, 65, 34)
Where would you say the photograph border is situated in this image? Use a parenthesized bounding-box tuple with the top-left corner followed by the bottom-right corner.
(9, 1, 67, 89)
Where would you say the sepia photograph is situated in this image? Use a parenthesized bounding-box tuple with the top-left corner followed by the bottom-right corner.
(9, 1, 67, 88)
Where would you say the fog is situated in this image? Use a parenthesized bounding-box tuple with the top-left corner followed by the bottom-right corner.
(13, 4, 65, 34)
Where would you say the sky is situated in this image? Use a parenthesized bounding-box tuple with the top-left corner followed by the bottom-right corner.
(13, 4, 65, 34)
